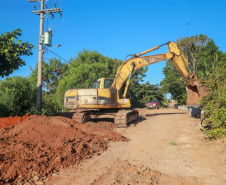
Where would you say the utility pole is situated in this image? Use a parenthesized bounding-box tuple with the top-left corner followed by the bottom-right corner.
(28, 0, 62, 110)
(36, 0, 44, 110)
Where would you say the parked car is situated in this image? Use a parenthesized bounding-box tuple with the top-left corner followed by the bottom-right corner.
(174, 104, 178, 109)
(147, 100, 160, 109)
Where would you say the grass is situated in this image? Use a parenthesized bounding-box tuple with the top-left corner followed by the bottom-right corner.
(168, 141, 179, 145)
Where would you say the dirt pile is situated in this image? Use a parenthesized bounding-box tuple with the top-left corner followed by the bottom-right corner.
(0, 115, 128, 184)
(0, 114, 29, 129)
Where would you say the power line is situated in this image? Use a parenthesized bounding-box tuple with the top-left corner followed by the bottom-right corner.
(64, 1, 117, 55)
(45, 49, 68, 63)
(44, 56, 50, 61)
(59, 2, 113, 56)
(63, 24, 98, 49)
(65, 11, 111, 55)
(53, 1, 100, 53)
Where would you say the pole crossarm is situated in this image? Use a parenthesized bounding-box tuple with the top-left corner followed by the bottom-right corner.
(33, 8, 62, 15)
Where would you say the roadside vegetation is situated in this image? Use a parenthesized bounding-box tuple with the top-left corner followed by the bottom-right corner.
(200, 61, 226, 138)
(161, 34, 226, 138)
(0, 29, 225, 138)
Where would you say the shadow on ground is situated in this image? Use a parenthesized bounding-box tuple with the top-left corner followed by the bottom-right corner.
(128, 116, 146, 127)
(145, 112, 186, 117)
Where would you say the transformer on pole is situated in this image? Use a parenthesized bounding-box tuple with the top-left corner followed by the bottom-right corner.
(44, 28, 53, 47)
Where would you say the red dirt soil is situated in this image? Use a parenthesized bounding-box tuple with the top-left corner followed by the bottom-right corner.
(0, 115, 128, 184)
(0, 114, 29, 129)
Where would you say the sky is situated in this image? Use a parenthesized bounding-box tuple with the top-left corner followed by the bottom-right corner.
(1, 0, 226, 86)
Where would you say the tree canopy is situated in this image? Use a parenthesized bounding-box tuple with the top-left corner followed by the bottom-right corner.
(161, 61, 187, 104)
(0, 29, 34, 77)
(29, 58, 69, 93)
(176, 34, 223, 78)
(0, 76, 36, 117)
(129, 81, 165, 108)
(29, 58, 69, 112)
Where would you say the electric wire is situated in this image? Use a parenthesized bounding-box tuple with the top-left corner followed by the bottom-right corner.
(46, 1, 63, 29)
(39, 0, 113, 57)
(64, 1, 117, 55)
(44, 56, 50, 61)
(63, 24, 97, 49)
(45, 49, 68, 63)
(57, 1, 113, 56)
(64, 11, 112, 56)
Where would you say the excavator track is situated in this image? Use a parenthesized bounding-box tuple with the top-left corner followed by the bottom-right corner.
(114, 110, 139, 128)
(72, 110, 139, 128)
(72, 112, 91, 124)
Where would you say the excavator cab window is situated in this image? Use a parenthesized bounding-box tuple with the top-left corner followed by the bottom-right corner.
(91, 81, 97, 88)
(91, 79, 101, 88)
(96, 80, 101, 88)
(104, 79, 114, 88)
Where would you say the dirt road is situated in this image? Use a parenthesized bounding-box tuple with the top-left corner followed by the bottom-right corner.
(45, 107, 226, 185)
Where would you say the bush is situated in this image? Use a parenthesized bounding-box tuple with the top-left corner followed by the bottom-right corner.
(42, 91, 59, 113)
(0, 76, 36, 117)
(0, 104, 7, 118)
(201, 61, 226, 138)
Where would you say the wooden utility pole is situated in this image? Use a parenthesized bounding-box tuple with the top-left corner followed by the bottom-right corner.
(28, 0, 62, 110)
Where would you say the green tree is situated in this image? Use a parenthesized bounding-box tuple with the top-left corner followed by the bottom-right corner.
(128, 66, 148, 108)
(160, 60, 187, 104)
(29, 58, 69, 112)
(129, 81, 165, 108)
(177, 34, 220, 78)
(0, 76, 36, 117)
(0, 29, 34, 77)
(29, 58, 69, 93)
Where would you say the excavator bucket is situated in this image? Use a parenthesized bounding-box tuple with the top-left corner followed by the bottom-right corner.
(186, 81, 206, 106)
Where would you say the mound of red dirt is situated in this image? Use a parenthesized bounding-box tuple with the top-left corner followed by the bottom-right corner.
(0, 115, 128, 184)
(0, 114, 29, 129)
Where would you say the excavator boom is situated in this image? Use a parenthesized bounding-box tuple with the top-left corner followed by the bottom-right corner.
(112, 41, 205, 105)
(112, 53, 174, 96)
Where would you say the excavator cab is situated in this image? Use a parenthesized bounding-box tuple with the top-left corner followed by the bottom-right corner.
(91, 78, 114, 89)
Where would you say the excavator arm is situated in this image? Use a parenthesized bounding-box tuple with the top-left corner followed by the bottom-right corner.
(112, 41, 205, 105)
(111, 53, 174, 97)
(167, 42, 197, 85)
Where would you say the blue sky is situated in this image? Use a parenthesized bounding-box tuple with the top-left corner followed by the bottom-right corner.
(1, 0, 226, 85)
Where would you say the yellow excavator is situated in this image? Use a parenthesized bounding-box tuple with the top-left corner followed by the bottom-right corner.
(64, 41, 205, 127)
